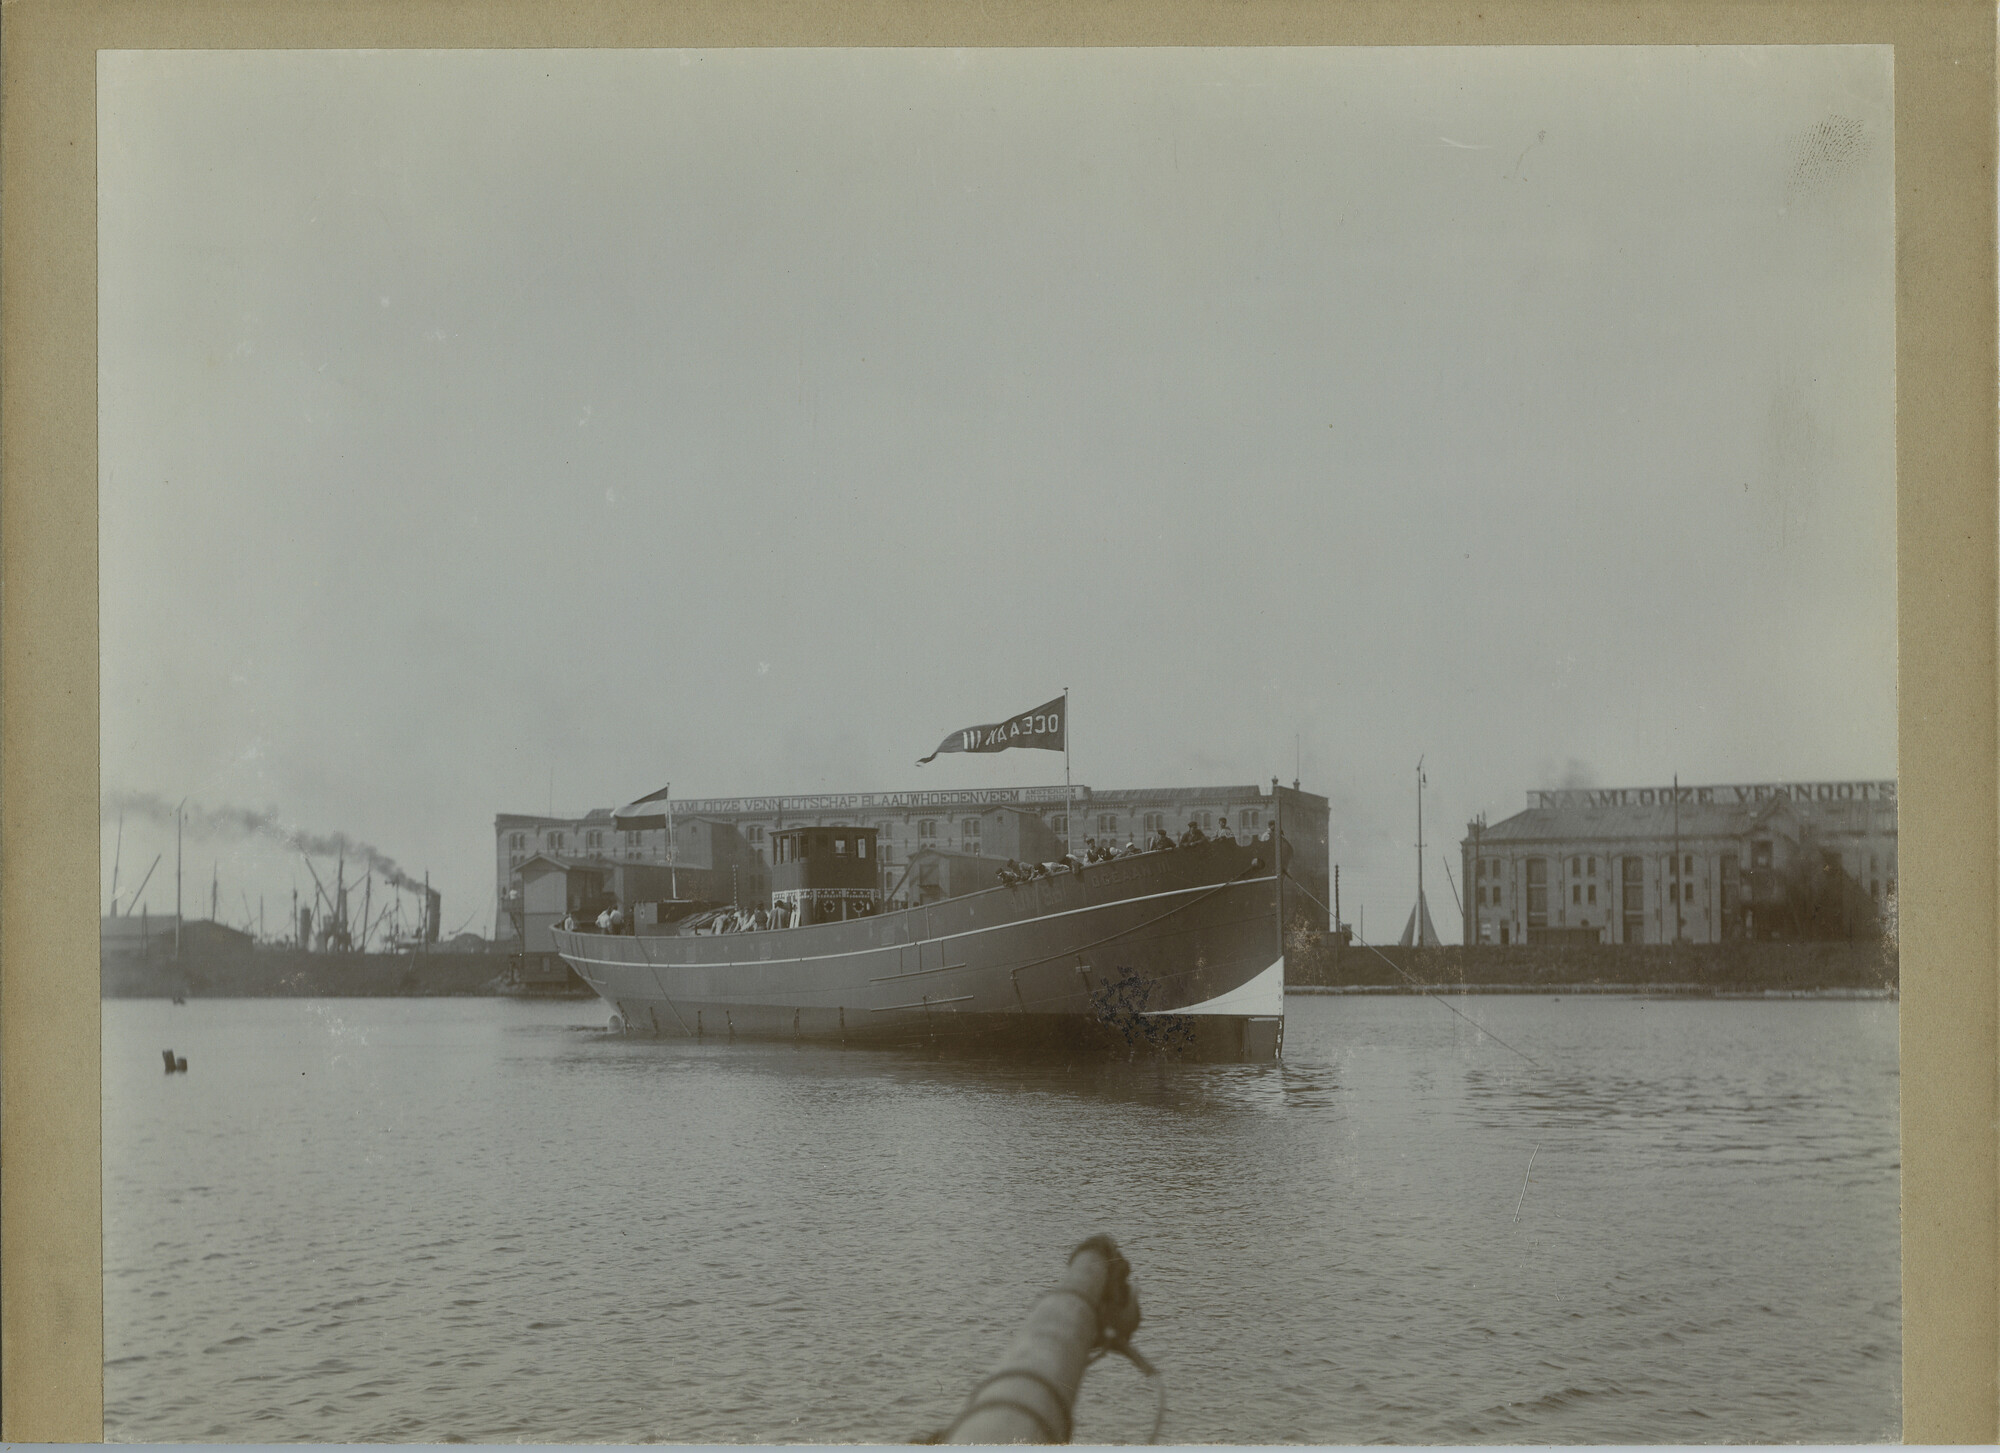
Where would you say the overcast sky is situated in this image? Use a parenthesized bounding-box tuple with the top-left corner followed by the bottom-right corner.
(99, 46, 1895, 942)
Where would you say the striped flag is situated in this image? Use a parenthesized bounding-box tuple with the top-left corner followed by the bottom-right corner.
(918, 696, 1065, 766)
(611, 783, 672, 829)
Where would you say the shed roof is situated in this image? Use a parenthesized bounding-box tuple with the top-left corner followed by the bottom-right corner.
(516, 853, 622, 878)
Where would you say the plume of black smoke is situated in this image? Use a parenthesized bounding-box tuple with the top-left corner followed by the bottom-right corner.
(103, 789, 427, 892)
(1558, 759, 1599, 790)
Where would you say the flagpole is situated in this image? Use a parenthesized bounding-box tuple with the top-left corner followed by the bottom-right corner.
(1063, 687, 1072, 859)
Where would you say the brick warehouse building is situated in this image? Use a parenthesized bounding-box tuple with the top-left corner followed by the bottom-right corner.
(1460, 780, 1897, 946)
(494, 781, 1329, 943)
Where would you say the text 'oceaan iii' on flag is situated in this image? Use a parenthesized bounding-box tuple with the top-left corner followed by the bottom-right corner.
(917, 696, 1065, 765)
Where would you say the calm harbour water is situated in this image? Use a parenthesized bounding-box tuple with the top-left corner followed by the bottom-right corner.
(103, 994, 1899, 1444)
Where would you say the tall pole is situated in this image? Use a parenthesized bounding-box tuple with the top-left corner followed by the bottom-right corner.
(175, 800, 184, 959)
(1415, 757, 1425, 938)
(666, 784, 677, 900)
(1063, 687, 1073, 859)
(1465, 820, 1478, 947)
(1274, 779, 1285, 965)
(1672, 772, 1683, 945)
(110, 811, 124, 916)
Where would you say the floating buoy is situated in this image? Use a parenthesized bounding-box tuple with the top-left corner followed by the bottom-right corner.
(161, 1050, 187, 1074)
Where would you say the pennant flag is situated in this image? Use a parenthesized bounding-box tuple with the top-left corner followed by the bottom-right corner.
(918, 696, 1065, 766)
(612, 783, 673, 829)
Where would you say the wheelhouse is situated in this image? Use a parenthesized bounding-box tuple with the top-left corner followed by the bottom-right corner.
(770, 826, 882, 924)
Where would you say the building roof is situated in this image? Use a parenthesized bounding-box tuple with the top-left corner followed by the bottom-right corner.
(1470, 795, 1800, 846)
(499, 782, 1326, 825)
(516, 853, 623, 877)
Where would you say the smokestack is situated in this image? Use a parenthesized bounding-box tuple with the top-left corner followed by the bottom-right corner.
(424, 883, 440, 944)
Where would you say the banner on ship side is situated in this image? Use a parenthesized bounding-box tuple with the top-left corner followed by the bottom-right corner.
(917, 696, 1065, 766)
(612, 783, 673, 829)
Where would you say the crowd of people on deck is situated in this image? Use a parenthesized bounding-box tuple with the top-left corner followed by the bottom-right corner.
(569, 817, 1277, 933)
(992, 819, 1272, 888)
(694, 901, 809, 934)
(573, 900, 808, 936)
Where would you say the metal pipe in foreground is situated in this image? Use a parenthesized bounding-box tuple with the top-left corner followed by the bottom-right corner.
(942, 1237, 1138, 1444)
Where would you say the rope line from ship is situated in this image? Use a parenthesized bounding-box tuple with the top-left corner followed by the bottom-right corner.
(627, 928, 695, 1037)
(1283, 872, 1542, 1069)
(1286, 869, 1552, 1245)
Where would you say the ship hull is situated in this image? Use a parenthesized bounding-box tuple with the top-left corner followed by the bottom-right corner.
(553, 837, 1286, 1060)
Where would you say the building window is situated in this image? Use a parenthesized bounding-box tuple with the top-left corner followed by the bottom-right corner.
(1587, 884, 1597, 906)
(963, 818, 982, 847)
(918, 819, 937, 844)
(1571, 884, 1581, 905)
(1752, 839, 1773, 870)
(1051, 814, 1067, 835)
(748, 825, 765, 843)
(1570, 856, 1580, 876)
(1588, 856, 1597, 876)
(549, 832, 566, 852)
(585, 829, 603, 850)
(1244, 810, 1261, 831)
(508, 832, 526, 851)
(857, 837, 868, 859)
(509, 853, 524, 870)
(1142, 812, 1163, 834)
(1683, 854, 1693, 874)
(1097, 813, 1119, 835)
(1195, 811, 1212, 830)
(1526, 858, 1548, 928)
(1621, 857, 1645, 941)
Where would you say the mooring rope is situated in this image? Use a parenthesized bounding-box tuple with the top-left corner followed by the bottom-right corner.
(1286, 871, 1543, 1070)
(626, 929, 696, 1037)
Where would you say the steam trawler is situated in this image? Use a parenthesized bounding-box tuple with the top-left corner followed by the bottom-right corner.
(552, 823, 1288, 1062)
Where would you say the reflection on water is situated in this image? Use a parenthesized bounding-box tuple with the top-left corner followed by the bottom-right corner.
(104, 995, 1898, 1443)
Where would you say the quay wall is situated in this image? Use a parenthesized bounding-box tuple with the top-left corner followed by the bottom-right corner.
(101, 948, 511, 999)
(1287, 938, 1898, 993)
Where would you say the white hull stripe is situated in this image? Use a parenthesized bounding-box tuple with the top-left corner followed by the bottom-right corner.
(563, 876, 1273, 976)
(1146, 955, 1285, 1017)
